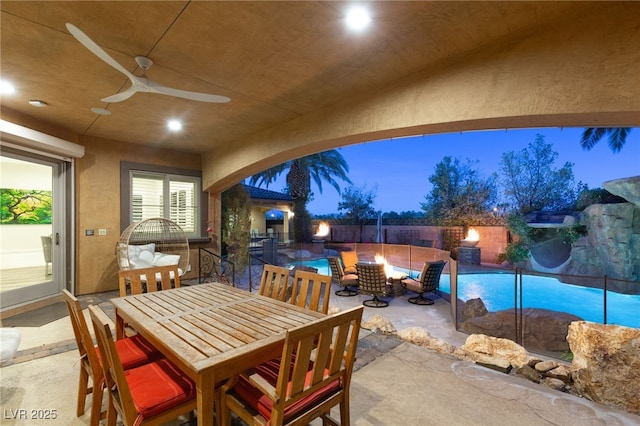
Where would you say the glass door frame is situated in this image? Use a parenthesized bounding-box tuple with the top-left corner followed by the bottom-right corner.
(0, 149, 72, 310)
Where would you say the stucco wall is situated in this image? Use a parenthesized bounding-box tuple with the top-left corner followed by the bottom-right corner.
(325, 224, 508, 265)
(75, 135, 204, 294)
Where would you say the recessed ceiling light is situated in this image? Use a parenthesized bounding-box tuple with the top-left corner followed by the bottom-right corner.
(29, 99, 48, 107)
(91, 107, 111, 115)
(167, 119, 182, 131)
(345, 6, 371, 31)
(0, 80, 16, 95)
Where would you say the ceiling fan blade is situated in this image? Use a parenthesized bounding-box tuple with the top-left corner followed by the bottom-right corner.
(101, 86, 139, 103)
(66, 23, 136, 81)
(147, 81, 231, 103)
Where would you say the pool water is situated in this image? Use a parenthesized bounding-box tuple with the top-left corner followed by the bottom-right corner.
(288, 258, 640, 328)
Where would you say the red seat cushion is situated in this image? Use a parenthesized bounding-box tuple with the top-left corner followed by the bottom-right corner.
(125, 358, 196, 421)
(233, 359, 341, 423)
(95, 335, 160, 370)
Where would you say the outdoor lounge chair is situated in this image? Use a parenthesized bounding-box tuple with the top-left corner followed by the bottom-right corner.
(327, 256, 358, 297)
(401, 260, 446, 305)
(356, 262, 390, 308)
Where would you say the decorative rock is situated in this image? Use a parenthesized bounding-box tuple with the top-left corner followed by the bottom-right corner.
(534, 360, 558, 372)
(527, 358, 543, 367)
(546, 364, 572, 383)
(459, 334, 530, 369)
(543, 377, 567, 392)
(461, 298, 487, 321)
(515, 365, 542, 383)
(361, 314, 397, 335)
(477, 357, 512, 374)
(397, 327, 456, 355)
(567, 321, 640, 415)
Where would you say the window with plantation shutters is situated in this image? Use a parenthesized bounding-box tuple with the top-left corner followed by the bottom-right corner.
(129, 171, 199, 236)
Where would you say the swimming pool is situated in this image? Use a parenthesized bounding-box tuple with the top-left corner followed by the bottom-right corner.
(288, 258, 640, 328)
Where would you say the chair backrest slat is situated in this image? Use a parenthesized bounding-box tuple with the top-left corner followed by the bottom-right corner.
(118, 265, 181, 297)
(290, 270, 332, 314)
(258, 264, 290, 301)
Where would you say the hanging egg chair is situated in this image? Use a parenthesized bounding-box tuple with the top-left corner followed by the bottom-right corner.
(116, 218, 189, 276)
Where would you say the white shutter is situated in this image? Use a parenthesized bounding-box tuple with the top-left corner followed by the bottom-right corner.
(170, 179, 196, 233)
(131, 173, 164, 221)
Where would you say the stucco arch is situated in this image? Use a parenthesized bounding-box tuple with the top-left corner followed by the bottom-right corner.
(203, 2, 639, 193)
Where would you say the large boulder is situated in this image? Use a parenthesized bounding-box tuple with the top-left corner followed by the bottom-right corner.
(603, 175, 640, 208)
(567, 321, 640, 415)
(563, 202, 640, 281)
(458, 334, 530, 371)
(461, 297, 488, 320)
(461, 307, 581, 353)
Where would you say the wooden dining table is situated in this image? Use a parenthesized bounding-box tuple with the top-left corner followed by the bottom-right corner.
(111, 282, 326, 426)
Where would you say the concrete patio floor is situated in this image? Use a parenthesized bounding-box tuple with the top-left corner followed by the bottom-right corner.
(2, 284, 639, 425)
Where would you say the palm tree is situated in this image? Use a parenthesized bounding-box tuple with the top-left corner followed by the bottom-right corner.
(580, 128, 631, 153)
(249, 150, 352, 243)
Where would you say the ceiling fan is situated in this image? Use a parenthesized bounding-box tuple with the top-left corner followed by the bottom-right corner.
(65, 23, 230, 104)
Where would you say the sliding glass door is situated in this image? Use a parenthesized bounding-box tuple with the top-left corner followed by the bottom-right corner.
(0, 152, 68, 309)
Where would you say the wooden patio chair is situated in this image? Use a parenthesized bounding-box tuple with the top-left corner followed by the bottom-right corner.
(258, 264, 290, 301)
(62, 290, 159, 426)
(327, 256, 358, 297)
(88, 305, 196, 426)
(401, 260, 446, 305)
(290, 269, 332, 314)
(356, 263, 390, 308)
(118, 264, 181, 297)
(219, 305, 364, 426)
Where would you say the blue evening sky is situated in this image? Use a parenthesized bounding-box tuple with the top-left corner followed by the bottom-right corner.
(255, 127, 639, 215)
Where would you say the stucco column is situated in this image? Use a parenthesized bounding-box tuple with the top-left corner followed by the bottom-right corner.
(283, 211, 291, 242)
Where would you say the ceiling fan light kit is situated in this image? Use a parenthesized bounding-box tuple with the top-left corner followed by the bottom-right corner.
(66, 23, 230, 104)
